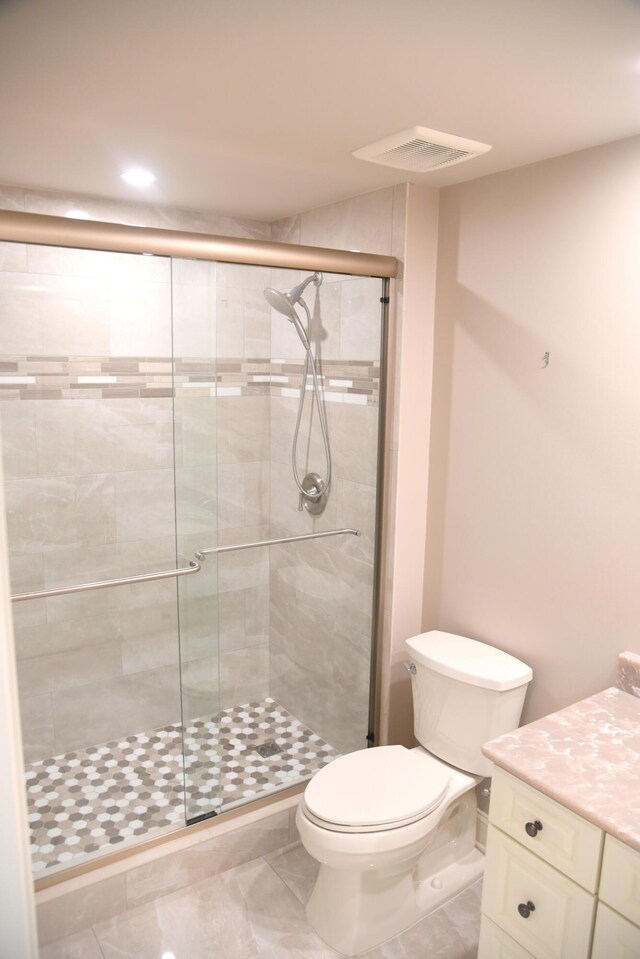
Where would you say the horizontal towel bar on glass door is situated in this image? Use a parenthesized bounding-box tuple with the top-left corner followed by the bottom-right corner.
(195, 528, 360, 560)
(10, 560, 201, 603)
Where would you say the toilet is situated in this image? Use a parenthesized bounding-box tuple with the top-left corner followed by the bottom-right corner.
(296, 630, 533, 956)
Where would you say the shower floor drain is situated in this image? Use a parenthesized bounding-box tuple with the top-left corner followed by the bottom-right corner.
(254, 739, 283, 758)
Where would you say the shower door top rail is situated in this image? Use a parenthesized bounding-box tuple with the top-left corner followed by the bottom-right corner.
(0, 210, 398, 279)
(11, 560, 201, 603)
(196, 527, 360, 560)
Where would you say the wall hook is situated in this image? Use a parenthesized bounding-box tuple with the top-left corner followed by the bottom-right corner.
(541, 351, 550, 369)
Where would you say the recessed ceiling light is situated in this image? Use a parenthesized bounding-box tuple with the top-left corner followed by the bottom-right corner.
(65, 209, 91, 220)
(121, 168, 156, 187)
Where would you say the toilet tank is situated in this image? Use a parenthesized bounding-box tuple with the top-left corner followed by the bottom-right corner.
(405, 631, 532, 778)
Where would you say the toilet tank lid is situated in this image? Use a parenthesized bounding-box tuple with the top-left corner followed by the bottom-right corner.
(405, 631, 532, 691)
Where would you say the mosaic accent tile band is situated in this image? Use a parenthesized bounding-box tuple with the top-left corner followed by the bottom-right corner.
(0, 356, 380, 404)
(25, 698, 339, 875)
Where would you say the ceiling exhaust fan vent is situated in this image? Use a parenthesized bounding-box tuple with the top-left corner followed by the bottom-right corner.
(352, 126, 492, 173)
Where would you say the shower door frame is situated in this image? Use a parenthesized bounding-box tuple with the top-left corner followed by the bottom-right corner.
(0, 208, 397, 882)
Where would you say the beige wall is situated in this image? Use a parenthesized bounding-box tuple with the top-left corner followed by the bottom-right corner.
(381, 184, 440, 746)
(425, 134, 640, 724)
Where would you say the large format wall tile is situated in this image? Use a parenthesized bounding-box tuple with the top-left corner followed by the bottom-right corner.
(172, 274, 217, 358)
(120, 600, 180, 674)
(216, 395, 269, 464)
(218, 461, 269, 530)
(17, 187, 269, 240)
(18, 689, 54, 764)
(299, 186, 394, 256)
(5, 474, 116, 552)
(26, 244, 171, 282)
(34, 398, 174, 476)
(0, 400, 37, 478)
(52, 665, 181, 753)
(0, 272, 109, 355)
(14, 611, 121, 660)
(220, 646, 269, 709)
(107, 277, 171, 356)
(114, 469, 176, 542)
(0, 240, 27, 272)
(340, 276, 383, 361)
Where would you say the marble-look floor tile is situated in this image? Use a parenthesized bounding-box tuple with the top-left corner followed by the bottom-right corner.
(92, 854, 481, 959)
(266, 842, 320, 905)
(266, 843, 482, 959)
(39, 927, 105, 959)
(359, 882, 482, 959)
(93, 858, 335, 959)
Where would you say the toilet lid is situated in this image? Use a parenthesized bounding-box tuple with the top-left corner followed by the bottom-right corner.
(304, 746, 450, 831)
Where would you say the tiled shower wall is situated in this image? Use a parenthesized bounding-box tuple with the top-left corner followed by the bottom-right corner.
(269, 187, 404, 754)
(0, 185, 271, 762)
(267, 270, 382, 754)
(0, 182, 391, 765)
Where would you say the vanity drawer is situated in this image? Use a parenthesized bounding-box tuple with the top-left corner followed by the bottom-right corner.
(599, 835, 640, 926)
(489, 768, 603, 892)
(478, 916, 535, 959)
(483, 825, 596, 959)
(591, 902, 640, 959)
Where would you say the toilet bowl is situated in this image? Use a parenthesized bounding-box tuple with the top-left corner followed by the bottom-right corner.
(297, 745, 483, 955)
(298, 631, 532, 956)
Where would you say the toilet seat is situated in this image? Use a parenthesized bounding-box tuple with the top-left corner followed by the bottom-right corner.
(302, 745, 450, 834)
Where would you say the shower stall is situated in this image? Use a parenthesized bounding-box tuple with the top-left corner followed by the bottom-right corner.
(0, 210, 394, 877)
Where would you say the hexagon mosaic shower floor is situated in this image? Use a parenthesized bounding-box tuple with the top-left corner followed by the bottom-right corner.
(25, 698, 339, 874)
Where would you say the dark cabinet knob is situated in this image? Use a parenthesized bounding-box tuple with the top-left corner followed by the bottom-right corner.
(525, 820, 543, 837)
(518, 900, 536, 919)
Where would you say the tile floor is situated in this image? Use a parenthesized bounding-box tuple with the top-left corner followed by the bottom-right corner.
(39, 843, 482, 959)
(26, 698, 339, 874)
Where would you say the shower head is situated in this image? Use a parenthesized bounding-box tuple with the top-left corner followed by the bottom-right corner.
(263, 287, 298, 320)
(263, 272, 322, 349)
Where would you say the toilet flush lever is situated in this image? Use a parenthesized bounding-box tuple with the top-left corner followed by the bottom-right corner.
(402, 662, 416, 675)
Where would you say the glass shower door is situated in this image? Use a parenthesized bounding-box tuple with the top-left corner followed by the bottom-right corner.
(172, 257, 222, 822)
(0, 241, 214, 872)
(173, 256, 385, 821)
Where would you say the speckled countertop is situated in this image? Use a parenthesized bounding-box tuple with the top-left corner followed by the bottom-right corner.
(482, 681, 640, 853)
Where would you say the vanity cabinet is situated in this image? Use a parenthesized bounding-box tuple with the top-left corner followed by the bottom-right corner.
(478, 768, 640, 959)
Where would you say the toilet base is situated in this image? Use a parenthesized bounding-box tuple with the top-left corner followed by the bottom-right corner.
(307, 847, 484, 957)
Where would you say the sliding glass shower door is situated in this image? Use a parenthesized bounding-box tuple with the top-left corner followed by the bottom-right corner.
(173, 259, 385, 824)
(0, 233, 386, 866)
(171, 257, 221, 822)
(0, 242, 221, 871)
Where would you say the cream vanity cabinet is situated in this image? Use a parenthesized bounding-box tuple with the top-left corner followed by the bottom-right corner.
(478, 768, 640, 959)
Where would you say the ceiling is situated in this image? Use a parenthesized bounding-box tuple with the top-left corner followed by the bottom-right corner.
(1, 0, 639, 222)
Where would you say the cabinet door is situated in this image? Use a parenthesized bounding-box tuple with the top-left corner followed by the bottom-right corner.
(599, 835, 640, 926)
(490, 768, 603, 892)
(482, 826, 595, 959)
(591, 903, 640, 959)
(478, 916, 535, 959)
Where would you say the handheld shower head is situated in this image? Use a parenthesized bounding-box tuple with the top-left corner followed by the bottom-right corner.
(263, 272, 322, 349)
(263, 287, 297, 320)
